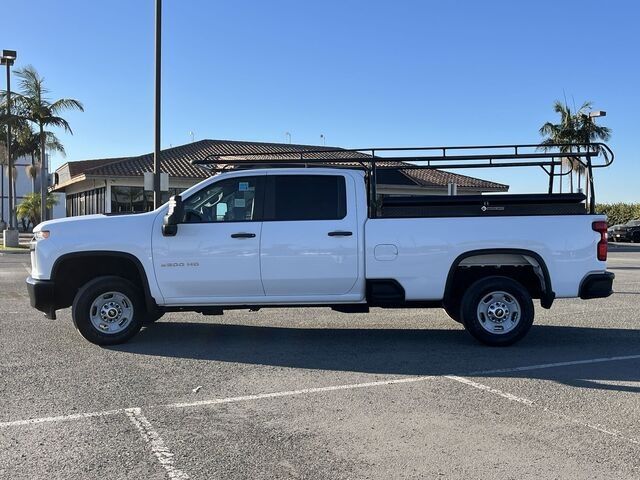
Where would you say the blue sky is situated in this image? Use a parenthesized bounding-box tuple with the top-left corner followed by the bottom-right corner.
(4, 0, 639, 201)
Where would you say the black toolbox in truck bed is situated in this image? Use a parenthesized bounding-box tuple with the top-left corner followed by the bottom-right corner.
(379, 193, 587, 218)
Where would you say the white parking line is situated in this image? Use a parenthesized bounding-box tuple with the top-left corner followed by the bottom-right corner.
(445, 375, 639, 446)
(0, 377, 438, 429)
(445, 375, 534, 405)
(167, 375, 437, 409)
(472, 354, 640, 376)
(1, 353, 639, 450)
(126, 408, 190, 480)
(0, 408, 125, 428)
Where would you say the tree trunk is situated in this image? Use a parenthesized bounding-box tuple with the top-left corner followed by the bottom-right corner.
(31, 153, 36, 193)
(569, 166, 574, 193)
(39, 123, 47, 223)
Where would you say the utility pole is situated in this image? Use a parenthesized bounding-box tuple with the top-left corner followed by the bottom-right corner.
(0, 143, 5, 227)
(153, 0, 162, 208)
(586, 110, 606, 213)
(1, 49, 18, 247)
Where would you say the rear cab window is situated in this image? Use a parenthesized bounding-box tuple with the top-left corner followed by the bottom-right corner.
(264, 175, 347, 221)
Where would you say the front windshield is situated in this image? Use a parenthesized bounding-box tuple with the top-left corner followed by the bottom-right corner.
(626, 220, 640, 227)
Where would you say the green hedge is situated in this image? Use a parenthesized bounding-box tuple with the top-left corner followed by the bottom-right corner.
(595, 203, 640, 225)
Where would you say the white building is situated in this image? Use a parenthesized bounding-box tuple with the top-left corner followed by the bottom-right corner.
(1, 154, 64, 230)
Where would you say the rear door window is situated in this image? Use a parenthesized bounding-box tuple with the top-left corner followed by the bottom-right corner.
(265, 175, 346, 221)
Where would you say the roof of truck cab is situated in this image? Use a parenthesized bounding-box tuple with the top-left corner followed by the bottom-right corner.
(53, 139, 508, 192)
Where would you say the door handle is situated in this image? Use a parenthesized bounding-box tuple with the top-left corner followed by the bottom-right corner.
(231, 232, 256, 239)
(328, 231, 353, 237)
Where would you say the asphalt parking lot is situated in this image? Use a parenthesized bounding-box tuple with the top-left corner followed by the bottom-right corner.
(1, 248, 639, 479)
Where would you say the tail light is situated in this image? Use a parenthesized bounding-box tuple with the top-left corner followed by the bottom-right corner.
(592, 221, 607, 261)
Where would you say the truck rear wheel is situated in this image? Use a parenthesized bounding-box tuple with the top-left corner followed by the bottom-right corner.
(72, 276, 144, 345)
(460, 276, 534, 346)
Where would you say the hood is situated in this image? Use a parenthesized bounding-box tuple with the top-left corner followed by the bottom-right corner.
(33, 211, 159, 234)
(34, 214, 109, 232)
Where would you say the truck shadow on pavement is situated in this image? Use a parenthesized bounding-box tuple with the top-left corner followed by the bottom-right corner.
(113, 322, 640, 392)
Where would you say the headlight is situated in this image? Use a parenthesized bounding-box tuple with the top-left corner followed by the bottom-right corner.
(34, 230, 50, 240)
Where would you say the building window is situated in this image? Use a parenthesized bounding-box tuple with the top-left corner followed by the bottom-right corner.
(110, 186, 185, 214)
(66, 187, 106, 216)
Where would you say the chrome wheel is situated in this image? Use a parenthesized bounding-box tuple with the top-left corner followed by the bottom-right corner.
(476, 290, 520, 335)
(89, 291, 134, 334)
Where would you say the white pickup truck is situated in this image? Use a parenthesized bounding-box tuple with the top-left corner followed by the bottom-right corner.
(26, 144, 615, 347)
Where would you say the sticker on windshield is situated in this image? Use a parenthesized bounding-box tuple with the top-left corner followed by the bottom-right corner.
(238, 182, 249, 191)
(234, 198, 246, 208)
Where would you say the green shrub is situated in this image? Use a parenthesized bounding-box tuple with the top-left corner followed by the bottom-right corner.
(595, 203, 640, 225)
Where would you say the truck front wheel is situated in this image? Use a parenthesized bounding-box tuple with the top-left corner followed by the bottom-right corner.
(72, 276, 144, 345)
(460, 276, 534, 346)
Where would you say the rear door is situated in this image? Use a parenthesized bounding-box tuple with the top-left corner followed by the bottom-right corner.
(259, 172, 359, 296)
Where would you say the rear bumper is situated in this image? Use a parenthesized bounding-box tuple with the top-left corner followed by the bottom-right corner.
(26, 276, 57, 319)
(579, 272, 615, 300)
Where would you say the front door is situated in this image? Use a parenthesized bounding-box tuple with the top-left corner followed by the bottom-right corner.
(260, 173, 359, 296)
(154, 174, 265, 303)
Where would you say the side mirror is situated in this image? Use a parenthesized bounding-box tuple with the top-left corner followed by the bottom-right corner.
(162, 195, 183, 236)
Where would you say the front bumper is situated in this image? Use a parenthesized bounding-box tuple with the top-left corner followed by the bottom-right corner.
(579, 272, 615, 300)
(26, 276, 57, 319)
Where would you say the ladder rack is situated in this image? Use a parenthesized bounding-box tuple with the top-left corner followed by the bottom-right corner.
(191, 142, 614, 215)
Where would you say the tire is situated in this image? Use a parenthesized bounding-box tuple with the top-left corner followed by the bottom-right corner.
(72, 276, 144, 345)
(633, 232, 640, 243)
(460, 276, 534, 346)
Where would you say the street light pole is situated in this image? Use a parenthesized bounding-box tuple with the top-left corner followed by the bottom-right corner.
(585, 110, 606, 213)
(153, 0, 162, 208)
(1, 50, 17, 244)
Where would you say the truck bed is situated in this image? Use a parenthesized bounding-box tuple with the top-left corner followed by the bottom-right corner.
(365, 210, 604, 301)
(379, 193, 587, 218)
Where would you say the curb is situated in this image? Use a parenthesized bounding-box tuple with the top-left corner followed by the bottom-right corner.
(0, 250, 30, 255)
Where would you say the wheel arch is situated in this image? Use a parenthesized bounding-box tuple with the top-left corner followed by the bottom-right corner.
(444, 248, 555, 309)
(51, 250, 157, 313)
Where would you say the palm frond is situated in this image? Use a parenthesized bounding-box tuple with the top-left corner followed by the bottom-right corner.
(50, 98, 84, 114)
(44, 131, 66, 157)
(539, 99, 612, 176)
(43, 116, 73, 133)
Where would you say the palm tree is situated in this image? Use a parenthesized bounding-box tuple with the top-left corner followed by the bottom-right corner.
(539, 100, 611, 193)
(16, 191, 58, 228)
(3, 65, 83, 222)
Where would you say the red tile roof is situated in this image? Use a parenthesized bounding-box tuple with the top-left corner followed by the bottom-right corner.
(55, 139, 508, 192)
